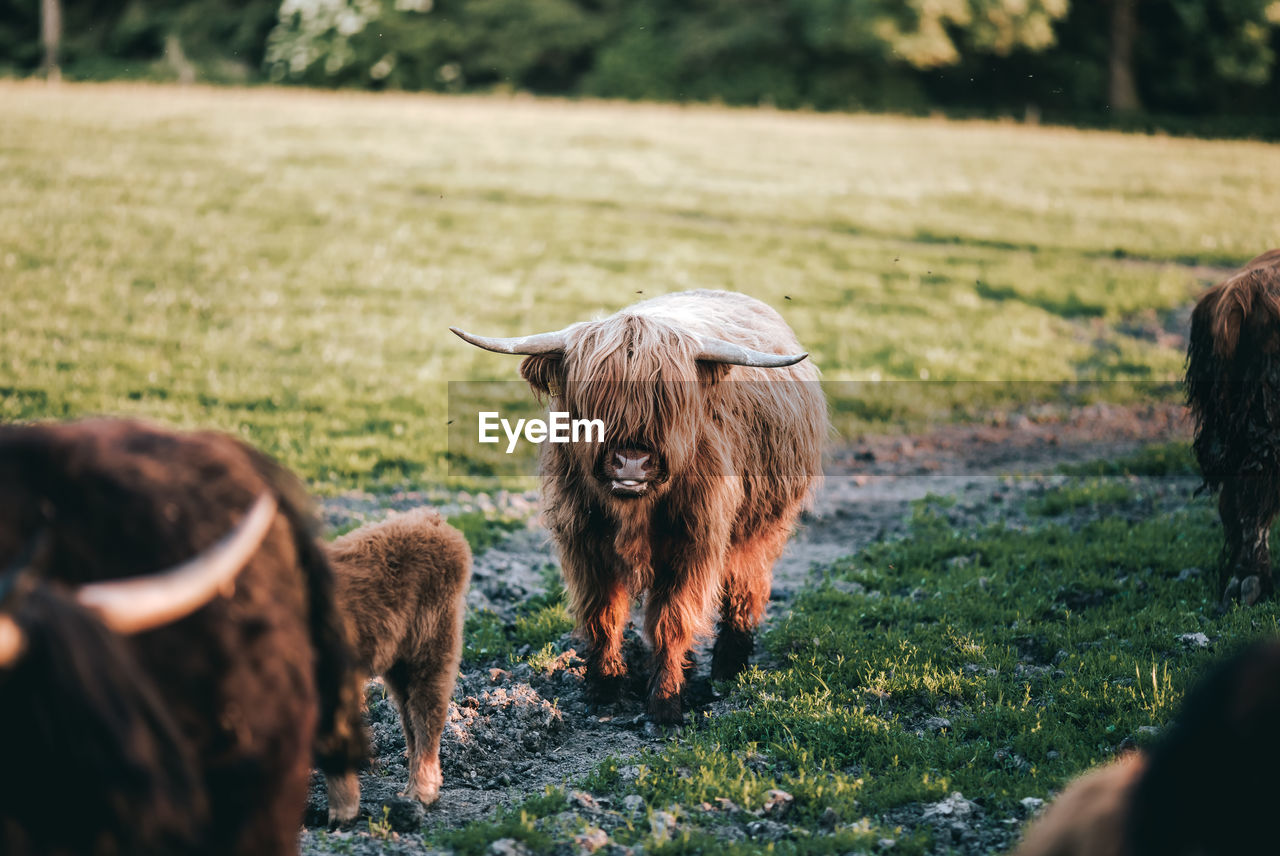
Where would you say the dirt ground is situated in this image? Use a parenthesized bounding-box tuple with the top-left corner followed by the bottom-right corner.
(301, 402, 1193, 853)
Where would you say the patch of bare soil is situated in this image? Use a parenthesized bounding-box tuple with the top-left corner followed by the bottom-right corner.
(302, 402, 1194, 854)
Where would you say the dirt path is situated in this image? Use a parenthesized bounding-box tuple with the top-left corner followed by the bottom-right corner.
(302, 402, 1192, 852)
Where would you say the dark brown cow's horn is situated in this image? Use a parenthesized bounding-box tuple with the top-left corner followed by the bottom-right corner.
(695, 335, 808, 368)
(77, 493, 277, 635)
(450, 326, 568, 356)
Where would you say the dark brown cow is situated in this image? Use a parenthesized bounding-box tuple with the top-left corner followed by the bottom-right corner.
(323, 508, 471, 824)
(1185, 249, 1280, 606)
(1015, 641, 1280, 856)
(453, 290, 827, 723)
(0, 419, 366, 855)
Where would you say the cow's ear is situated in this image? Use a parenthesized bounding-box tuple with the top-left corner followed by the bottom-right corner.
(695, 361, 731, 386)
(519, 355, 564, 400)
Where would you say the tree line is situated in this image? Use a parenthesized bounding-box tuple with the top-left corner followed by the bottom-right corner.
(3, 0, 1279, 133)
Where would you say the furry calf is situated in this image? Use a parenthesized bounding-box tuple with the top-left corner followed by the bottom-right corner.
(322, 509, 472, 824)
(0, 419, 367, 856)
(1186, 249, 1280, 605)
(1015, 641, 1280, 856)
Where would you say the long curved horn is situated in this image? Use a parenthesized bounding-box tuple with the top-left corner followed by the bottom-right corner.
(0, 614, 21, 667)
(450, 326, 568, 356)
(696, 335, 809, 368)
(77, 493, 277, 635)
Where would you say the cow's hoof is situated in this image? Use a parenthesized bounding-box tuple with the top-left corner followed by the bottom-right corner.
(1222, 576, 1242, 609)
(586, 672, 627, 704)
(647, 692, 684, 726)
(711, 627, 754, 681)
(1241, 575, 1264, 606)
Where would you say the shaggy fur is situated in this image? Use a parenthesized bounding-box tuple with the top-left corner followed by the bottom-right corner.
(0, 586, 206, 855)
(322, 509, 471, 823)
(516, 290, 827, 723)
(1186, 249, 1280, 603)
(1014, 641, 1280, 856)
(1013, 752, 1143, 856)
(0, 419, 367, 855)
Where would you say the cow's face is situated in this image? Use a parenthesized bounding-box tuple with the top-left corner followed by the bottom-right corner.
(518, 315, 706, 503)
(451, 304, 808, 504)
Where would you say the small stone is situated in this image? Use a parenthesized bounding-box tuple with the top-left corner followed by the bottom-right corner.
(878, 838, 897, 850)
(922, 792, 977, 821)
(715, 825, 748, 842)
(573, 827, 610, 854)
(761, 789, 795, 819)
(1046, 750, 1060, 761)
(714, 797, 742, 814)
(569, 791, 597, 810)
(488, 668, 511, 683)
(649, 810, 678, 841)
(1176, 567, 1201, 582)
(745, 819, 789, 840)
(623, 795, 646, 814)
(1178, 632, 1211, 648)
(1020, 797, 1044, 815)
(831, 579, 867, 596)
(487, 839, 531, 856)
(921, 716, 951, 732)
(380, 797, 424, 832)
(618, 765, 641, 782)
(819, 806, 839, 829)
(1137, 725, 1160, 737)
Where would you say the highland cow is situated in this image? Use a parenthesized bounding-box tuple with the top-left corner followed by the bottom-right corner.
(1015, 641, 1280, 856)
(1186, 249, 1280, 606)
(0, 419, 367, 856)
(453, 290, 827, 723)
(322, 508, 471, 824)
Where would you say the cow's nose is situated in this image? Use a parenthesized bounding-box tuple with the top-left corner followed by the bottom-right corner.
(613, 454, 650, 479)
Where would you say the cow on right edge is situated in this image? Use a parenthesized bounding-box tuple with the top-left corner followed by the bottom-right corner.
(1185, 249, 1280, 606)
(1014, 641, 1280, 856)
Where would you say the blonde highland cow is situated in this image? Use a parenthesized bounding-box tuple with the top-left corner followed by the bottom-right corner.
(453, 290, 827, 723)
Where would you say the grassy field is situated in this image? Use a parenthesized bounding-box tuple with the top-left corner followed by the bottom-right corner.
(7, 84, 1280, 854)
(4, 83, 1279, 488)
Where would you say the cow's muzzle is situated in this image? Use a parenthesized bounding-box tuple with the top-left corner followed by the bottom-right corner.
(601, 448, 664, 498)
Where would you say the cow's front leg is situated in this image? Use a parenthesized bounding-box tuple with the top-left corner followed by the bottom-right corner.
(1220, 480, 1279, 607)
(578, 574, 632, 702)
(644, 563, 719, 724)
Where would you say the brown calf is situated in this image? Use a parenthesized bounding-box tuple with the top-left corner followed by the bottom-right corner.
(322, 508, 472, 824)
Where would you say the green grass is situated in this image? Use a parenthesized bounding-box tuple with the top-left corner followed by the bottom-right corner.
(4, 83, 1273, 488)
(449, 483, 1280, 853)
(1058, 441, 1199, 478)
(463, 564, 574, 664)
(1027, 479, 1137, 516)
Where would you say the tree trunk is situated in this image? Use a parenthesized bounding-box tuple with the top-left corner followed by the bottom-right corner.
(1108, 0, 1141, 113)
(40, 0, 61, 83)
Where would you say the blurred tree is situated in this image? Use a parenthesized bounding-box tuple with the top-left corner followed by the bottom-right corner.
(1108, 0, 1140, 112)
(265, 0, 604, 92)
(40, 0, 60, 80)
